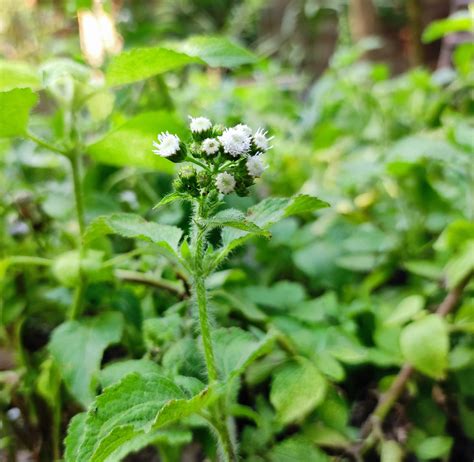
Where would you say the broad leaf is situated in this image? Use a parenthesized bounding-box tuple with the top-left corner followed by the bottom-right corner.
(68, 373, 214, 462)
(173, 35, 257, 68)
(270, 357, 327, 424)
(384, 295, 425, 326)
(0, 60, 41, 91)
(86, 111, 187, 171)
(444, 241, 474, 289)
(400, 315, 448, 379)
(206, 209, 270, 235)
(212, 327, 275, 381)
(64, 413, 87, 462)
(106, 48, 200, 86)
(269, 436, 329, 462)
(99, 359, 162, 389)
(0, 88, 38, 137)
(84, 213, 183, 253)
(48, 312, 124, 407)
(422, 11, 473, 43)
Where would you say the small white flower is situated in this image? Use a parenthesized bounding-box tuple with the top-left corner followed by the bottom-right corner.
(219, 126, 251, 157)
(216, 172, 236, 194)
(246, 155, 266, 178)
(189, 116, 212, 133)
(202, 138, 220, 156)
(234, 123, 252, 137)
(152, 132, 181, 157)
(253, 128, 272, 152)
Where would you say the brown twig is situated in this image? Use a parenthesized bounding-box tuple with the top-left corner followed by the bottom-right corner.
(355, 272, 472, 457)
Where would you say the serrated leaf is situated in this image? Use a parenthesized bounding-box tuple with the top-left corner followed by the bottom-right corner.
(99, 359, 162, 389)
(0, 88, 38, 137)
(212, 327, 275, 381)
(106, 48, 201, 86)
(207, 209, 270, 235)
(400, 315, 448, 379)
(86, 111, 187, 171)
(385, 295, 425, 326)
(173, 35, 257, 68)
(270, 357, 327, 424)
(68, 373, 214, 462)
(64, 413, 87, 462)
(49, 312, 124, 407)
(0, 60, 41, 91)
(84, 213, 183, 253)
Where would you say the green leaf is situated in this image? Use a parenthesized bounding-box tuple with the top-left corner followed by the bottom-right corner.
(154, 192, 189, 209)
(422, 11, 473, 43)
(68, 373, 214, 462)
(269, 436, 329, 462)
(106, 48, 200, 86)
(0, 88, 38, 137)
(172, 35, 257, 68)
(64, 413, 87, 462)
(385, 295, 425, 326)
(206, 209, 270, 235)
(0, 60, 41, 91)
(241, 281, 306, 310)
(444, 241, 474, 289)
(84, 213, 183, 253)
(400, 315, 448, 379)
(212, 327, 275, 381)
(381, 440, 404, 462)
(270, 357, 327, 424)
(415, 436, 453, 460)
(86, 111, 187, 171)
(48, 312, 124, 407)
(99, 359, 162, 389)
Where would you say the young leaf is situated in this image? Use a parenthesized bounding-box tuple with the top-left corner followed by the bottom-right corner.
(400, 314, 449, 379)
(270, 357, 327, 425)
(84, 213, 183, 253)
(212, 327, 275, 381)
(0, 88, 38, 137)
(384, 295, 425, 326)
(154, 192, 189, 209)
(86, 111, 188, 171)
(444, 241, 474, 289)
(48, 312, 124, 407)
(69, 373, 214, 462)
(106, 48, 201, 86)
(0, 60, 41, 91)
(422, 11, 473, 43)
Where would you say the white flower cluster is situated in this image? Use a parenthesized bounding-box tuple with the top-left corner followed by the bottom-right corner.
(153, 116, 272, 196)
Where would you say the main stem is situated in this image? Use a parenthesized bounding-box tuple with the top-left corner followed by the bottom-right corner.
(69, 150, 87, 320)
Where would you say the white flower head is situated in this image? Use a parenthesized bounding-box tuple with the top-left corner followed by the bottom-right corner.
(246, 155, 266, 178)
(218, 125, 251, 157)
(152, 132, 181, 158)
(189, 116, 212, 133)
(216, 172, 236, 194)
(202, 138, 220, 156)
(253, 128, 272, 152)
(234, 123, 252, 137)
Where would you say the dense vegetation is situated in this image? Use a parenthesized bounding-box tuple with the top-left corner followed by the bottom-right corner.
(0, 2, 473, 461)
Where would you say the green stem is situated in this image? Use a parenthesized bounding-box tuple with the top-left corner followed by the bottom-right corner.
(186, 157, 211, 172)
(69, 151, 87, 320)
(195, 275, 218, 382)
(212, 417, 237, 462)
(26, 130, 68, 156)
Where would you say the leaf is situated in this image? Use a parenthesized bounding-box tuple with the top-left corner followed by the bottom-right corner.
(99, 359, 162, 389)
(381, 440, 404, 462)
(400, 315, 448, 379)
(48, 312, 124, 407)
(86, 111, 188, 171)
(241, 281, 306, 310)
(106, 48, 200, 86)
(415, 436, 453, 460)
(212, 327, 275, 381)
(269, 436, 329, 462)
(270, 357, 327, 424)
(64, 413, 87, 462)
(0, 60, 41, 91)
(68, 373, 214, 462)
(173, 35, 257, 68)
(0, 88, 38, 137)
(207, 209, 270, 235)
(422, 11, 473, 43)
(444, 241, 474, 289)
(154, 192, 189, 209)
(84, 213, 183, 253)
(385, 295, 425, 326)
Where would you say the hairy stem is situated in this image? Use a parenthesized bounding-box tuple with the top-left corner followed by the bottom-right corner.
(212, 417, 237, 462)
(69, 151, 87, 320)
